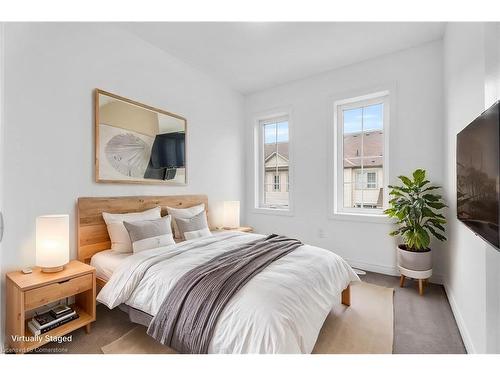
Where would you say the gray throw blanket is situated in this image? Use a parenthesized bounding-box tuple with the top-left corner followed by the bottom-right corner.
(147, 234, 303, 353)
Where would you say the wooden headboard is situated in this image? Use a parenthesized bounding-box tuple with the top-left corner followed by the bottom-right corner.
(77, 195, 209, 263)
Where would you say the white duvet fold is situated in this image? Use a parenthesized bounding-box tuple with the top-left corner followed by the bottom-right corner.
(97, 232, 359, 353)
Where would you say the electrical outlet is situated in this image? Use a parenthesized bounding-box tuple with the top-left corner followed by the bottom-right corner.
(318, 228, 327, 238)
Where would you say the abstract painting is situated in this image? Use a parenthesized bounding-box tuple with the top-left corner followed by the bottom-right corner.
(95, 89, 187, 184)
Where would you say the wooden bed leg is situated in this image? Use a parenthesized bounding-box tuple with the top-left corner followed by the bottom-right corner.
(85, 323, 91, 334)
(341, 285, 351, 306)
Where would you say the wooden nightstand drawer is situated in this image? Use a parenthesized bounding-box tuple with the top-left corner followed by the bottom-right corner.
(24, 273, 93, 310)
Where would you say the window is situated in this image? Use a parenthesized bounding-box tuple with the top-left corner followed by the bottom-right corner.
(367, 172, 377, 189)
(356, 171, 377, 189)
(273, 175, 280, 191)
(334, 91, 389, 214)
(256, 115, 290, 210)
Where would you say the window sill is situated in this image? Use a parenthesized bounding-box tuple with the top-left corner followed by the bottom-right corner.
(328, 211, 391, 224)
(252, 207, 294, 217)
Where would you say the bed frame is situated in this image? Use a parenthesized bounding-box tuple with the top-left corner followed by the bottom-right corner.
(76, 194, 350, 306)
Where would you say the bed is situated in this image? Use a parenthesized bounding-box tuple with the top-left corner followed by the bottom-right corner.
(77, 195, 359, 354)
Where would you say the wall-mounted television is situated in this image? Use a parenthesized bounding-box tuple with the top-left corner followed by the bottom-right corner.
(457, 100, 500, 250)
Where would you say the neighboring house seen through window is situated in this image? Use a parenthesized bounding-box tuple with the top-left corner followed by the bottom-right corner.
(256, 115, 290, 210)
(334, 91, 389, 214)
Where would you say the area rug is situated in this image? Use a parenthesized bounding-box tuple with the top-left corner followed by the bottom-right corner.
(101, 281, 394, 354)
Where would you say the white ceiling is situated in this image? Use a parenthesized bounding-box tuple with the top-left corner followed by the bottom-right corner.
(120, 22, 445, 94)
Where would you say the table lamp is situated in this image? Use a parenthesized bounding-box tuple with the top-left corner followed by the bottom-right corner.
(36, 214, 69, 273)
(223, 201, 240, 229)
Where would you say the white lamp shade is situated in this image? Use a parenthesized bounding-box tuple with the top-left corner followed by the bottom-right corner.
(36, 215, 69, 269)
(223, 201, 240, 229)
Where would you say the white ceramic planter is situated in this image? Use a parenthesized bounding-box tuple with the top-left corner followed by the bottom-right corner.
(397, 245, 432, 279)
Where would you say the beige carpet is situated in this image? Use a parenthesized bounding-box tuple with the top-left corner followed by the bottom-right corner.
(101, 281, 394, 354)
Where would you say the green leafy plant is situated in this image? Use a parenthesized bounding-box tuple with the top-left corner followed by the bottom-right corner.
(384, 169, 447, 251)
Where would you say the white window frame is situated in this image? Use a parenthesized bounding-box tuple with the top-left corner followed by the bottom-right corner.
(332, 90, 391, 218)
(253, 110, 293, 216)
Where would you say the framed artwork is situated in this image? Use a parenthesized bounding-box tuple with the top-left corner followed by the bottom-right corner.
(95, 89, 187, 184)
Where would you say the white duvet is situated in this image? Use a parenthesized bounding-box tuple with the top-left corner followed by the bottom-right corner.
(97, 232, 359, 354)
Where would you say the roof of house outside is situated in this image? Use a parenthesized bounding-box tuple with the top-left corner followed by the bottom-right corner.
(343, 130, 383, 168)
(264, 143, 289, 160)
(263, 132, 382, 169)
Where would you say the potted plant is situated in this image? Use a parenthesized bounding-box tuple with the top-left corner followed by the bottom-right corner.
(384, 169, 447, 295)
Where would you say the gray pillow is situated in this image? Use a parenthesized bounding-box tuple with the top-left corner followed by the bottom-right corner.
(123, 216, 175, 253)
(175, 211, 212, 240)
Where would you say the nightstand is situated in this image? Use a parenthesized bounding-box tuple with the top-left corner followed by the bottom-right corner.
(214, 226, 254, 233)
(5, 260, 96, 354)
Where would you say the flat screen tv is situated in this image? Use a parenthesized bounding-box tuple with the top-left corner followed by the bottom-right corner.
(457, 100, 500, 249)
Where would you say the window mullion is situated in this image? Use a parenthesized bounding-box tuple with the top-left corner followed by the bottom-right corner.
(361, 106, 365, 208)
(260, 124, 267, 206)
(275, 123, 278, 190)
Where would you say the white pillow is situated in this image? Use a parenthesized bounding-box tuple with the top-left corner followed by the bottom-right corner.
(102, 206, 161, 253)
(184, 228, 212, 240)
(123, 216, 175, 253)
(167, 203, 205, 239)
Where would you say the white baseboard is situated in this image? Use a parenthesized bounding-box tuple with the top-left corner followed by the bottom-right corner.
(345, 258, 400, 276)
(345, 258, 443, 284)
(443, 283, 474, 354)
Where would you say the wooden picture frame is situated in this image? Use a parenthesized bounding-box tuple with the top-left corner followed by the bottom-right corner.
(95, 89, 187, 185)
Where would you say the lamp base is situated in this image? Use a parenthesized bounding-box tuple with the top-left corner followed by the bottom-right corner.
(41, 265, 64, 273)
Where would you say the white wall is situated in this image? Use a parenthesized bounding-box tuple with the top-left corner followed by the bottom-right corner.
(0, 22, 244, 339)
(0, 23, 4, 352)
(485, 23, 500, 108)
(244, 41, 445, 277)
(443, 22, 500, 354)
